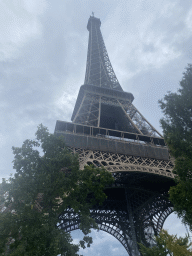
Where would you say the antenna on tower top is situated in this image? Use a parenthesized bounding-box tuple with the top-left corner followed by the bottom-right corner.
(92, 12, 94, 17)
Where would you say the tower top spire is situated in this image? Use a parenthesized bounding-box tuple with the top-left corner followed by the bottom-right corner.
(87, 15, 101, 31)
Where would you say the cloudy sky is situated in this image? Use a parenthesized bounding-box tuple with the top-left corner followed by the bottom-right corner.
(0, 0, 192, 255)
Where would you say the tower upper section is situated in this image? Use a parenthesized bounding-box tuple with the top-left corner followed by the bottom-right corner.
(55, 15, 170, 165)
(70, 15, 162, 138)
(84, 15, 123, 91)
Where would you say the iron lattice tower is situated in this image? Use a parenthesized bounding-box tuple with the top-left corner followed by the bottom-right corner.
(55, 15, 175, 256)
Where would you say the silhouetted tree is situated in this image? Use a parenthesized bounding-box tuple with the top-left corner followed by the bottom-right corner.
(0, 124, 114, 255)
(159, 64, 192, 230)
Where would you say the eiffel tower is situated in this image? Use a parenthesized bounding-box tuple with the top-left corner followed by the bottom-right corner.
(55, 15, 175, 256)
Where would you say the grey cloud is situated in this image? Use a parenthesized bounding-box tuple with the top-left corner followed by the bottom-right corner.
(0, 0, 192, 253)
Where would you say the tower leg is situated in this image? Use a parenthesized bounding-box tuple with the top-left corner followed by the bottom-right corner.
(125, 189, 140, 256)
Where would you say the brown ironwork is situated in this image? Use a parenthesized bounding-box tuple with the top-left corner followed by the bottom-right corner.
(55, 15, 175, 256)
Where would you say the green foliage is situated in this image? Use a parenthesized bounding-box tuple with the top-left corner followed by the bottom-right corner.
(139, 229, 192, 256)
(0, 124, 114, 256)
(159, 64, 192, 160)
(159, 64, 192, 230)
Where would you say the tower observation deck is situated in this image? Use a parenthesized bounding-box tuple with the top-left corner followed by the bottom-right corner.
(55, 15, 175, 256)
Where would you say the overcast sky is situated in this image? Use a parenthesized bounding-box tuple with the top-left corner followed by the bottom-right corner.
(0, 0, 192, 255)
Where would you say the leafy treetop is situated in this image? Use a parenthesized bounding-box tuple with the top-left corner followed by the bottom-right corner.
(0, 124, 114, 256)
(139, 229, 192, 256)
(159, 64, 192, 230)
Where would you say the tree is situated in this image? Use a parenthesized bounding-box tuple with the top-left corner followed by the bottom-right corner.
(139, 229, 192, 256)
(0, 124, 114, 256)
(159, 64, 192, 230)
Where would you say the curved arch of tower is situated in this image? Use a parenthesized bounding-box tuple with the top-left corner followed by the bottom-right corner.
(55, 14, 175, 256)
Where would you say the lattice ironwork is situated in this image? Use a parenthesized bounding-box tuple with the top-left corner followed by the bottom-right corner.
(69, 147, 174, 179)
(57, 180, 174, 256)
(54, 14, 176, 256)
(72, 90, 162, 137)
(73, 16, 162, 137)
(73, 93, 100, 126)
(85, 16, 122, 91)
